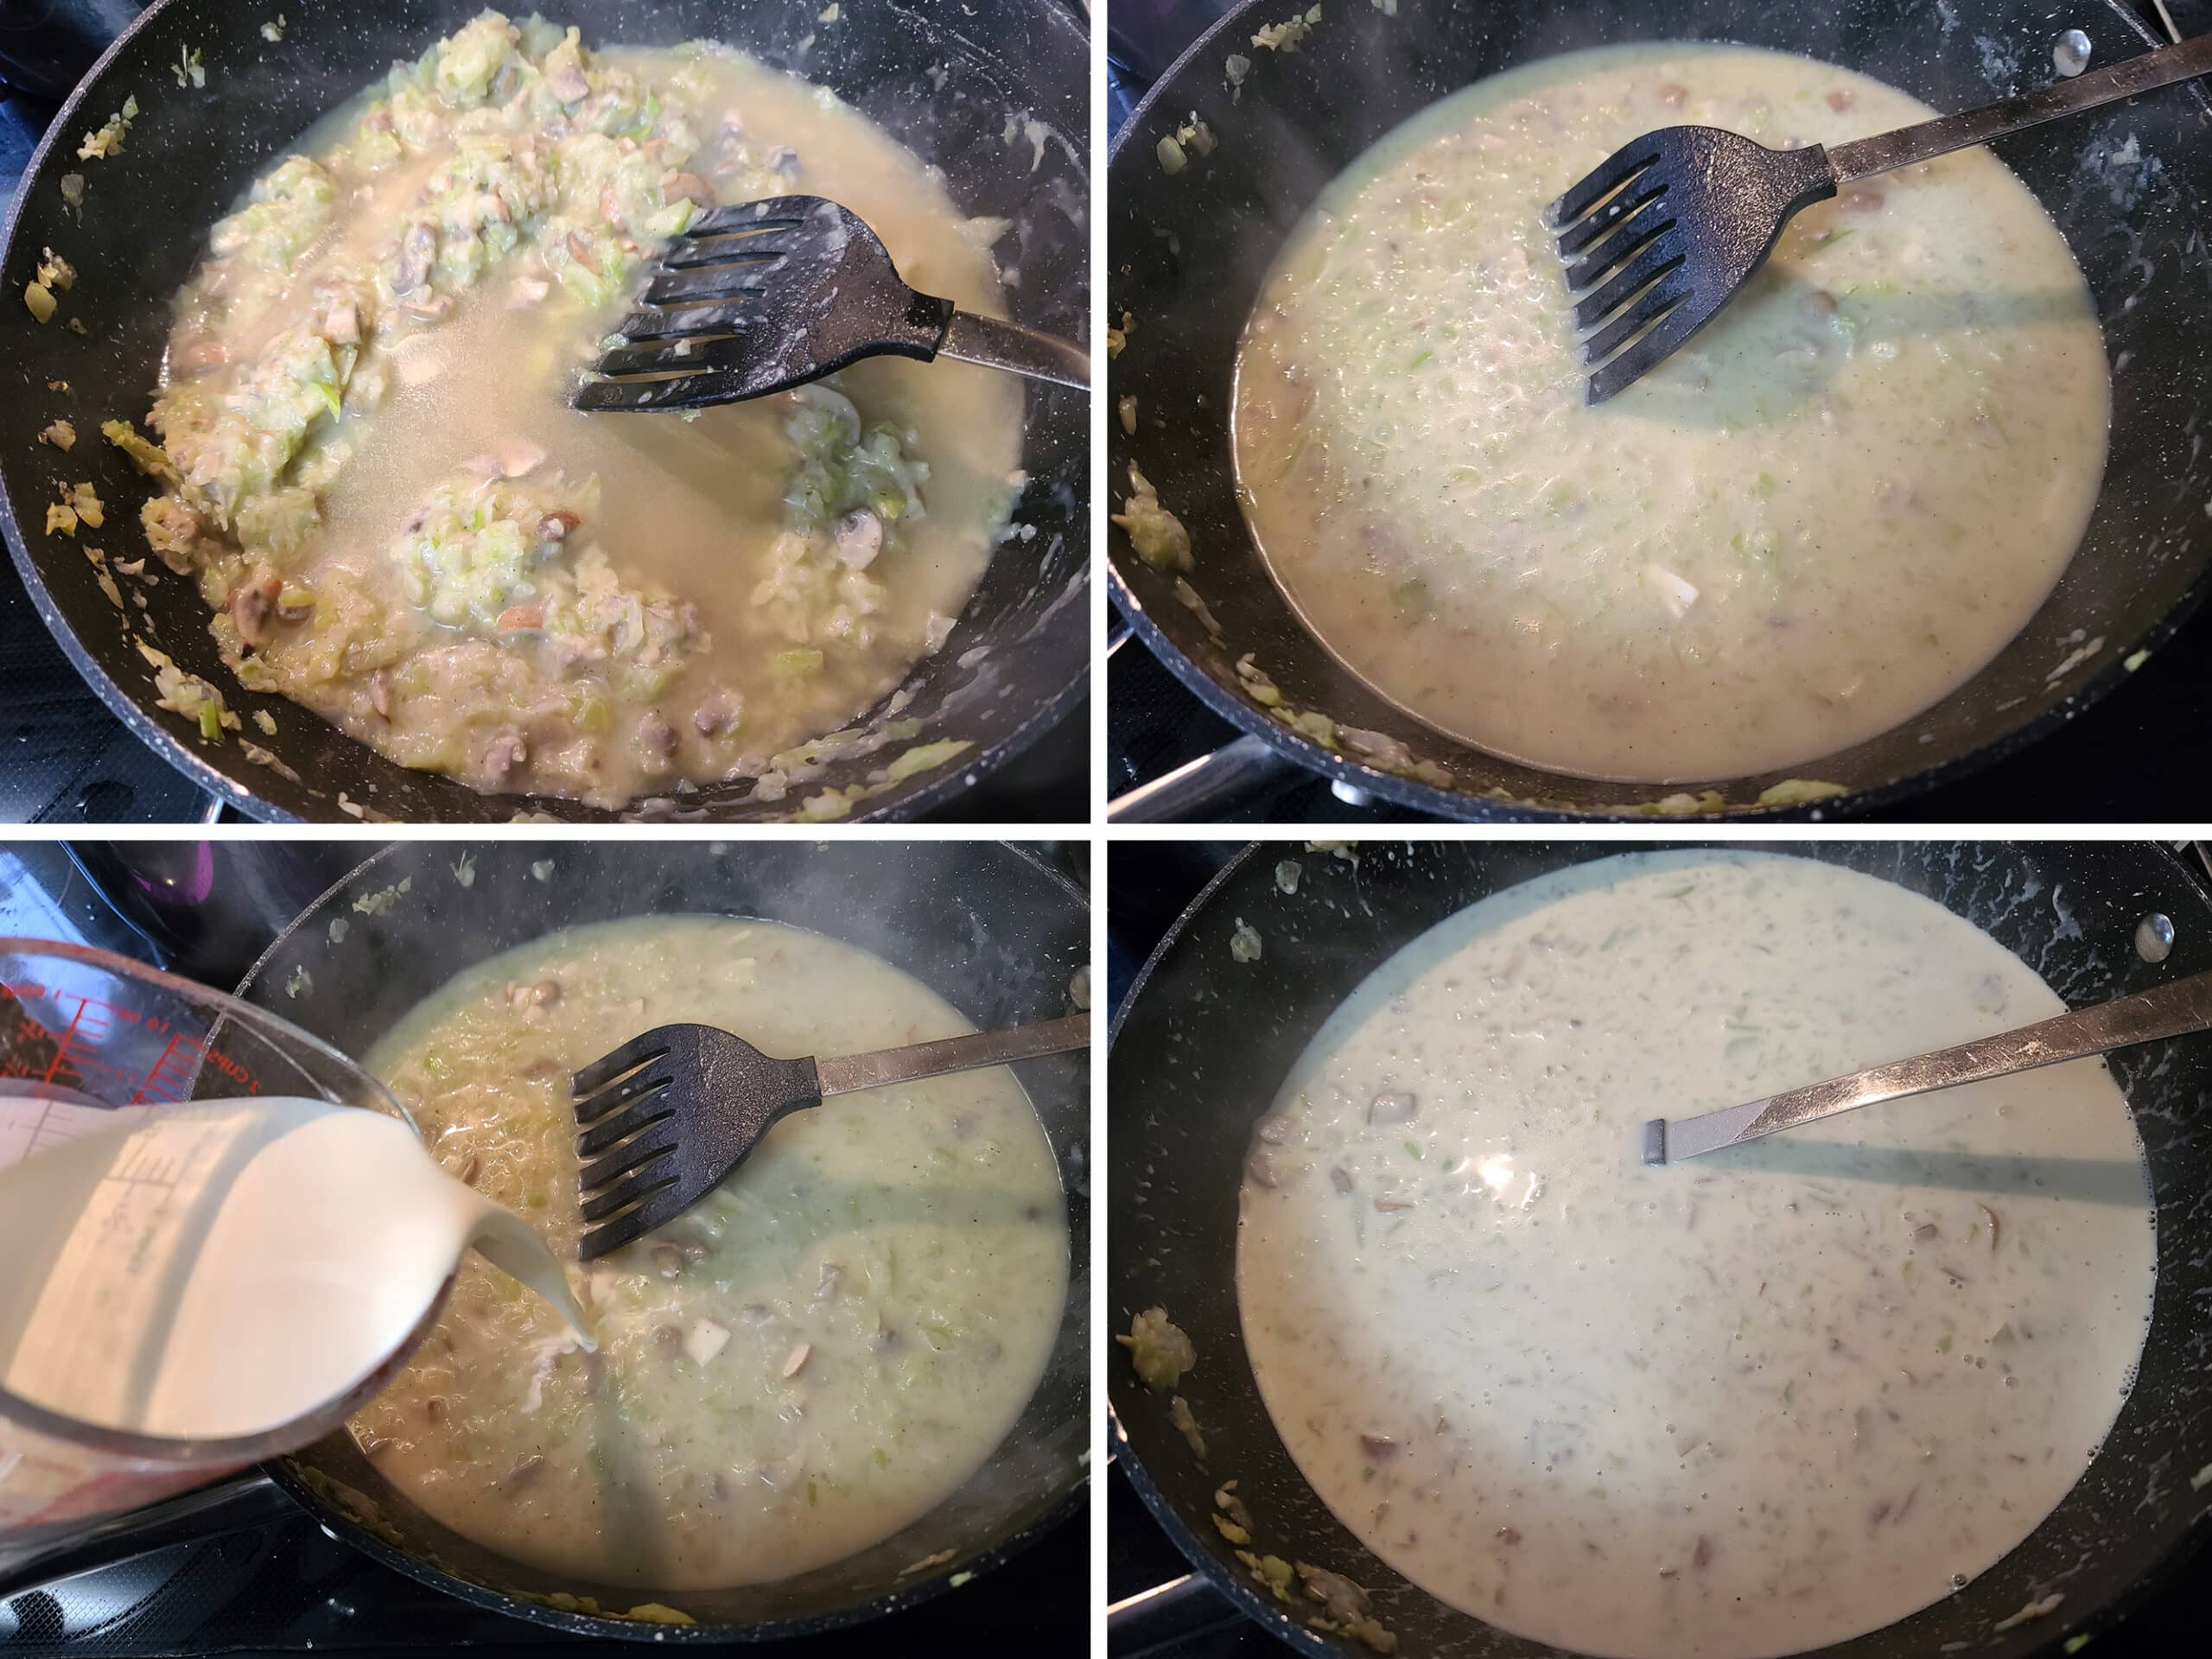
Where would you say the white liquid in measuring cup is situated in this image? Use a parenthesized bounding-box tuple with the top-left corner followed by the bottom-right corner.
(0, 1096, 590, 1442)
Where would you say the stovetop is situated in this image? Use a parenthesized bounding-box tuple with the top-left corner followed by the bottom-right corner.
(1104, 838, 2212, 1656)
(0, 840, 1088, 1654)
(1105, 0, 2212, 824)
(0, 45, 1086, 825)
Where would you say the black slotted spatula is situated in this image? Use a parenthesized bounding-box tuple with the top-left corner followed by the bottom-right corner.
(573, 194, 1088, 412)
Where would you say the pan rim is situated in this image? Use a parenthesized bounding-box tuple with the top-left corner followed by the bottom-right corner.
(1103, 0, 2212, 823)
(0, 0, 1090, 825)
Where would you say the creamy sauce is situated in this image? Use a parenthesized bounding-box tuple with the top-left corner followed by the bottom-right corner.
(0, 1097, 582, 1441)
(1234, 45, 2110, 783)
(354, 916, 1068, 1588)
(1237, 851, 2153, 1658)
(143, 14, 1022, 806)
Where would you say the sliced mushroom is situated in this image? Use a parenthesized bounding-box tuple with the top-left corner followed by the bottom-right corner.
(227, 572, 283, 647)
(1358, 1433, 1398, 1462)
(664, 170, 713, 207)
(782, 1342, 812, 1379)
(544, 60, 589, 102)
(693, 690, 743, 736)
(394, 222, 436, 294)
(831, 507, 883, 569)
(1368, 1092, 1417, 1126)
(504, 1453, 547, 1491)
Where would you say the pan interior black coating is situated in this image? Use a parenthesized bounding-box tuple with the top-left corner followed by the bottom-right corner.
(0, 0, 1087, 822)
(1107, 0, 2212, 820)
(1109, 842, 2212, 1659)
(228, 840, 1090, 1640)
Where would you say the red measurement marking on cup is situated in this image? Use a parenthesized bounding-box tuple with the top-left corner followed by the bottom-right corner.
(0, 979, 264, 1122)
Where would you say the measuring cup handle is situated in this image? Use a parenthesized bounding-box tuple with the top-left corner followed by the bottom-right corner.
(0, 1472, 296, 1597)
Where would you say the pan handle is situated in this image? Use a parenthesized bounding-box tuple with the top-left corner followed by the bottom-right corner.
(1109, 734, 1308, 822)
(1108, 1569, 1249, 1655)
(0, 1472, 298, 1598)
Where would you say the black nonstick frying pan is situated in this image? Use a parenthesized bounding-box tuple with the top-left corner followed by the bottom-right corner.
(0, 0, 1088, 822)
(1106, 0, 2212, 821)
(1108, 841, 2212, 1657)
(223, 839, 1093, 1641)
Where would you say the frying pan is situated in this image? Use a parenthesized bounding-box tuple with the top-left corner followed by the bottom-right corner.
(0, 0, 1089, 822)
(1108, 840, 2212, 1656)
(204, 839, 1088, 1641)
(1106, 0, 2212, 821)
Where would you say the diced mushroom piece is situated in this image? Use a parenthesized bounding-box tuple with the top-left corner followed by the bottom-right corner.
(321, 300, 359, 345)
(400, 288, 454, 321)
(766, 144, 799, 177)
(871, 1317, 903, 1357)
(815, 1262, 842, 1300)
(1358, 1433, 1398, 1463)
(1253, 1113, 1292, 1145)
(482, 728, 530, 782)
(227, 572, 283, 647)
(495, 436, 548, 479)
(530, 980, 560, 1007)
(1374, 1194, 1417, 1212)
(1826, 88, 1853, 111)
(782, 1342, 812, 1379)
(693, 690, 743, 736)
(496, 604, 544, 634)
(1330, 1166, 1355, 1194)
(685, 1319, 731, 1364)
(831, 507, 883, 569)
(1245, 1147, 1279, 1189)
(1799, 289, 1838, 320)
(1497, 1526, 1522, 1546)
(566, 230, 601, 274)
(1693, 1534, 1715, 1570)
(1368, 1092, 1417, 1126)
(1657, 82, 1688, 106)
(394, 222, 436, 294)
(650, 1243, 684, 1280)
(545, 61, 589, 102)
(664, 170, 713, 207)
(654, 1323, 683, 1357)
(636, 709, 678, 765)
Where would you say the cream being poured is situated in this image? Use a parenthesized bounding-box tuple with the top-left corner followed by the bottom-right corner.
(0, 1096, 588, 1443)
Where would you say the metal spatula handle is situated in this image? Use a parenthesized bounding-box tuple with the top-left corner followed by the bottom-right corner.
(815, 1011, 1090, 1096)
(1646, 968, 2212, 1163)
(938, 312, 1090, 389)
(1828, 31, 2212, 182)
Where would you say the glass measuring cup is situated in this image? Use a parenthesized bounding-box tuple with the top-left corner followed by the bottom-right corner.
(0, 937, 412, 1570)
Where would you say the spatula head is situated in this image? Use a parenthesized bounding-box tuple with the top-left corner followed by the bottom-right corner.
(573, 194, 953, 411)
(1550, 127, 1838, 403)
(569, 1022, 820, 1258)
